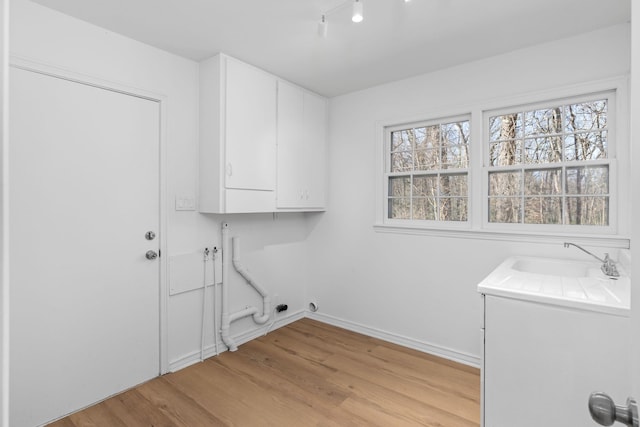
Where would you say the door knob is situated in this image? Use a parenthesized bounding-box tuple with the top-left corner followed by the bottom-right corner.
(589, 392, 639, 427)
(145, 250, 158, 260)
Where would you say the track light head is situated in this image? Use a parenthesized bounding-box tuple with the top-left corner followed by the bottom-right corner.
(352, 0, 363, 23)
(317, 15, 328, 38)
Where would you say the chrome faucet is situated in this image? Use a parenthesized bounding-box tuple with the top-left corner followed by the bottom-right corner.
(563, 242, 619, 277)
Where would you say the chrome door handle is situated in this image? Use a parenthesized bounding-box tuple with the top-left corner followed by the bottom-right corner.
(589, 392, 639, 427)
(145, 250, 158, 260)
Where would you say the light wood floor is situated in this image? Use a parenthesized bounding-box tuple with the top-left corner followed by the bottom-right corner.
(49, 318, 480, 427)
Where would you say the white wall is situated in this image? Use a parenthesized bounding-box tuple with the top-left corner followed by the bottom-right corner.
(10, 0, 310, 397)
(7, 0, 635, 422)
(307, 24, 632, 364)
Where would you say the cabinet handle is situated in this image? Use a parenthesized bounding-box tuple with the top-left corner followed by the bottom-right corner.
(226, 163, 233, 176)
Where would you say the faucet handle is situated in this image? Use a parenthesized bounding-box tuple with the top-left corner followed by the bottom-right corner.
(602, 253, 620, 277)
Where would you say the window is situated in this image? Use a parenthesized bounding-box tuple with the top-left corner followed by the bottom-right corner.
(486, 94, 612, 227)
(377, 84, 625, 240)
(385, 117, 470, 223)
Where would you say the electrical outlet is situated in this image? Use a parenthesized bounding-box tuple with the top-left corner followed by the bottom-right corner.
(276, 304, 288, 313)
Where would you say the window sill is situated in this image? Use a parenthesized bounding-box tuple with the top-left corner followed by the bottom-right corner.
(373, 223, 630, 248)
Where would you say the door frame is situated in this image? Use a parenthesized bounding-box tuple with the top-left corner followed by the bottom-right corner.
(9, 55, 170, 375)
(632, 0, 640, 402)
(1, 2, 9, 426)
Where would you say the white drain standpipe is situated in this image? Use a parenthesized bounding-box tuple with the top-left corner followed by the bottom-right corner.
(220, 223, 271, 352)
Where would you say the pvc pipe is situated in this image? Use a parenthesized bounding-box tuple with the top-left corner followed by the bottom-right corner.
(229, 306, 258, 323)
(220, 224, 237, 351)
(212, 249, 219, 356)
(231, 237, 271, 325)
(219, 224, 272, 352)
(200, 250, 208, 362)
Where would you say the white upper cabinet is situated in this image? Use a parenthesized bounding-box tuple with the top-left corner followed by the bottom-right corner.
(225, 59, 276, 191)
(199, 54, 277, 213)
(199, 53, 326, 213)
(276, 80, 327, 210)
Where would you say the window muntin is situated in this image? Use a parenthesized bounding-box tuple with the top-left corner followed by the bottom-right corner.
(378, 87, 622, 238)
(387, 118, 470, 222)
(486, 96, 611, 227)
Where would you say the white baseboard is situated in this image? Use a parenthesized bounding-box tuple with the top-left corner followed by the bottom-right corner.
(168, 309, 305, 372)
(306, 311, 481, 368)
(169, 308, 480, 372)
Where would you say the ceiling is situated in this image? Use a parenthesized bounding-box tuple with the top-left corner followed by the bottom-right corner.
(31, 0, 630, 97)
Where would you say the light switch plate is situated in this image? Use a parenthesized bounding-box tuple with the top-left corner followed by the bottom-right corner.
(175, 195, 196, 211)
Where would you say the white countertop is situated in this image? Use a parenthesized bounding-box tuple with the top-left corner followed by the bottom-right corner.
(477, 256, 630, 316)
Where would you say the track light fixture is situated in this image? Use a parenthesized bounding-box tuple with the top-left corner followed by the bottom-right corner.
(317, 0, 363, 38)
(317, 14, 328, 38)
(319, 0, 406, 38)
(352, 0, 364, 23)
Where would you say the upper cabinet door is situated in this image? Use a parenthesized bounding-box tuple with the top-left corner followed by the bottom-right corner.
(302, 91, 327, 208)
(199, 53, 325, 213)
(225, 58, 277, 191)
(276, 81, 304, 208)
(276, 80, 327, 210)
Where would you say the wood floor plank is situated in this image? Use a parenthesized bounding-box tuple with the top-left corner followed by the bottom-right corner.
(262, 327, 336, 366)
(48, 318, 480, 427)
(202, 356, 330, 426)
(289, 320, 480, 402)
(324, 351, 479, 424)
(66, 402, 129, 427)
(102, 389, 176, 427)
(338, 396, 437, 427)
(164, 358, 308, 426)
(327, 369, 478, 427)
(136, 377, 226, 426)
(47, 418, 77, 427)
(214, 343, 348, 410)
(370, 344, 480, 399)
(227, 338, 346, 403)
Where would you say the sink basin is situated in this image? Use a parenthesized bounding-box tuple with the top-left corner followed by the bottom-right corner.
(478, 256, 629, 316)
(510, 257, 593, 277)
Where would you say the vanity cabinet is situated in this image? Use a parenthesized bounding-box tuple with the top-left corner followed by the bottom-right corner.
(199, 54, 277, 213)
(199, 53, 327, 213)
(276, 80, 327, 210)
(481, 294, 631, 427)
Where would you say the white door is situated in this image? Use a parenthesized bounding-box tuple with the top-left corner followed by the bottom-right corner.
(9, 67, 161, 427)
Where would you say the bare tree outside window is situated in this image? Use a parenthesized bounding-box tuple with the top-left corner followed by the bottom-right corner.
(487, 98, 609, 226)
(387, 118, 470, 222)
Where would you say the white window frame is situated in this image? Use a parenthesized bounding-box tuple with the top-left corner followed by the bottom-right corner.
(374, 77, 630, 247)
(383, 114, 471, 229)
(482, 91, 617, 235)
